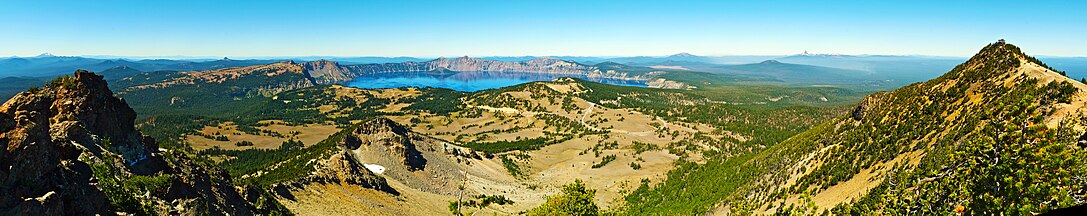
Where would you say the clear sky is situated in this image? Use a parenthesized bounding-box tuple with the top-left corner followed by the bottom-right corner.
(1, 0, 1084, 57)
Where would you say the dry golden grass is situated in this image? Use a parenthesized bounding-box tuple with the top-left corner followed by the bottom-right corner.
(184, 121, 339, 150)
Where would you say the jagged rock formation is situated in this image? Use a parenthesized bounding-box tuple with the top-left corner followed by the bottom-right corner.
(271, 118, 481, 215)
(342, 117, 426, 171)
(0, 71, 256, 215)
(849, 91, 886, 121)
(0, 70, 151, 214)
(299, 59, 355, 84)
(315, 151, 391, 187)
(279, 150, 396, 194)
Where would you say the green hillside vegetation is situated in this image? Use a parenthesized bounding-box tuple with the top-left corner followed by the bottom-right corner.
(199, 124, 354, 186)
(622, 42, 1087, 215)
(527, 179, 604, 216)
(112, 57, 879, 215)
(119, 71, 312, 117)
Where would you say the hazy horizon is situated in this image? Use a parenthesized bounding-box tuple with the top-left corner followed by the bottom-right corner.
(14, 51, 1086, 60)
(3, 0, 1085, 58)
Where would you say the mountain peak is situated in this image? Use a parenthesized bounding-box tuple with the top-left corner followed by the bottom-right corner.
(793, 51, 848, 57)
(34, 52, 56, 58)
(670, 52, 696, 57)
(958, 40, 1048, 74)
(971, 40, 1028, 61)
(107, 65, 133, 70)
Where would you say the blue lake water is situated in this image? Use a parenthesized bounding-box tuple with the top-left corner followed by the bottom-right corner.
(345, 71, 647, 92)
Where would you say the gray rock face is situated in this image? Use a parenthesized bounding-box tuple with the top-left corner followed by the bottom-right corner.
(301, 57, 649, 85)
(0, 71, 255, 215)
(308, 151, 396, 193)
(0, 70, 152, 214)
(342, 118, 426, 171)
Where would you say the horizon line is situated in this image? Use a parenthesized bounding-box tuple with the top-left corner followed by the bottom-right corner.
(17, 53, 1087, 60)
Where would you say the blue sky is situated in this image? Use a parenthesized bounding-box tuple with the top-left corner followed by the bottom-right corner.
(1, 0, 1084, 57)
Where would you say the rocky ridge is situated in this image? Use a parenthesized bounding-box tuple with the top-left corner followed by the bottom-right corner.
(301, 56, 655, 85)
(0, 70, 259, 215)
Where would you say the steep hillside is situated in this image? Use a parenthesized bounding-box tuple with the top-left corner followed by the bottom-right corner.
(0, 71, 274, 215)
(625, 42, 1087, 215)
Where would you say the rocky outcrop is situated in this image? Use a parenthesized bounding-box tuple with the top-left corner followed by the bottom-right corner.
(300, 60, 355, 84)
(291, 150, 396, 194)
(342, 118, 426, 171)
(646, 78, 693, 89)
(0, 71, 151, 214)
(0, 70, 254, 215)
(850, 91, 887, 121)
(3, 70, 156, 164)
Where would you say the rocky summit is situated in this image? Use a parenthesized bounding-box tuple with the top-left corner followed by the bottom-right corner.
(0, 70, 259, 215)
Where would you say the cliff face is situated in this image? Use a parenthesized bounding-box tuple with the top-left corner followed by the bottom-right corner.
(0, 71, 256, 215)
(342, 117, 426, 171)
(2, 70, 155, 164)
(302, 57, 653, 85)
(300, 60, 355, 84)
(279, 150, 396, 195)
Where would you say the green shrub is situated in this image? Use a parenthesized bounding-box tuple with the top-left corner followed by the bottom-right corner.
(527, 179, 600, 216)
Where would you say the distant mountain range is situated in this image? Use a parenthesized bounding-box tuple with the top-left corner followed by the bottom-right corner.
(4, 52, 1085, 90)
(164, 56, 661, 86)
(0, 55, 280, 77)
(712, 60, 874, 83)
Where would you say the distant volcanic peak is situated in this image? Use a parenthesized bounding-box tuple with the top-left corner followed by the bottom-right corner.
(794, 51, 849, 57)
(670, 52, 696, 57)
(35, 52, 56, 57)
